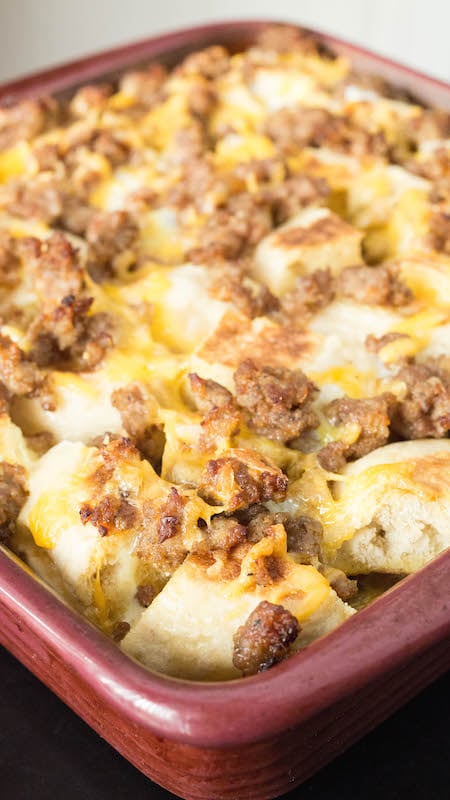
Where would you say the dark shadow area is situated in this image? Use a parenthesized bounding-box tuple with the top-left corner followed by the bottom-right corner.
(1, 645, 448, 800)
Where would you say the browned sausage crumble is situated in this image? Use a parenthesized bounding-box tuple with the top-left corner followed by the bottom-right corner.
(234, 359, 318, 442)
(232, 600, 300, 676)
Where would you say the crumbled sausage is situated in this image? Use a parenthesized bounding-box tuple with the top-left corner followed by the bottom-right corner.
(268, 174, 330, 224)
(86, 210, 139, 281)
(336, 70, 421, 104)
(282, 515, 322, 561)
(321, 393, 396, 461)
(184, 373, 241, 450)
(112, 620, 131, 642)
(111, 383, 165, 469)
(119, 63, 167, 107)
(193, 515, 247, 554)
(158, 487, 187, 543)
(69, 84, 112, 117)
(89, 434, 142, 490)
(29, 295, 114, 372)
(135, 583, 155, 608)
(187, 82, 217, 118)
(207, 259, 279, 318)
(190, 192, 273, 261)
(165, 124, 207, 167)
(232, 157, 285, 186)
(134, 489, 189, 572)
(201, 403, 242, 451)
(264, 107, 387, 158)
(59, 195, 93, 235)
(18, 232, 85, 303)
(255, 24, 336, 59)
(232, 600, 300, 676)
(80, 494, 138, 536)
(198, 449, 287, 511)
(167, 154, 223, 210)
(281, 268, 335, 320)
(92, 130, 130, 166)
(0, 333, 47, 401)
(328, 569, 358, 601)
(336, 264, 412, 307)
(317, 441, 348, 473)
(178, 46, 230, 79)
(187, 372, 235, 415)
(0, 230, 21, 289)
(242, 507, 322, 563)
(31, 141, 61, 172)
(404, 109, 450, 146)
(5, 174, 64, 224)
(0, 384, 10, 414)
(25, 430, 55, 456)
(430, 177, 450, 205)
(391, 359, 450, 439)
(428, 210, 450, 254)
(234, 359, 318, 442)
(0, 462, 28, 544)
(0, 96, 57, 151)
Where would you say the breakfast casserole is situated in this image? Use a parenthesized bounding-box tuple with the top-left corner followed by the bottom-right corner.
(0, 24, 449, 681)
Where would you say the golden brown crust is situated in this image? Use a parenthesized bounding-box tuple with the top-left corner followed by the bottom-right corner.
(274, 214, 357, 248)
(198, 313, 316, 370)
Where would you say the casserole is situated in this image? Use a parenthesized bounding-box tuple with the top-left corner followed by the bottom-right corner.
(0, 20, 450, 799)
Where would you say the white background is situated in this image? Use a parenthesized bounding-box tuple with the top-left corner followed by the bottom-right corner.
(0, 0, 449, 83)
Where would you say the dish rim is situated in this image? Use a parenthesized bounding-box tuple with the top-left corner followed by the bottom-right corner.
(0, 17, 449, 753)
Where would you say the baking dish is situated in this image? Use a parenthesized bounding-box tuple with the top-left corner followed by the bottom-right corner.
(0, 20, 450, 800)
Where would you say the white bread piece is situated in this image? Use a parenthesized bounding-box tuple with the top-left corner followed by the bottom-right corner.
(18, 438, 216, 626)
(190, 298, 399, 408)
(116, 262, 230, 354)
(327, 439, 450, 575)
(0, 413, 36, 473)
(18, 441, 138, 615)
(253, 207, 363, 295)
(122, 525, 353, 681)
(13, 376, 123, 444)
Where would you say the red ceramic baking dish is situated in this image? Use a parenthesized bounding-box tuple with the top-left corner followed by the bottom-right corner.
(1, 20, 450, 800)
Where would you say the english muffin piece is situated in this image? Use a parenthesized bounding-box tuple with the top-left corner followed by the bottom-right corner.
(326, 439, 450, 574)
(18, 436, 216, 630)
(121, 522, 354, 680)
(253, 207, 363, 295)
